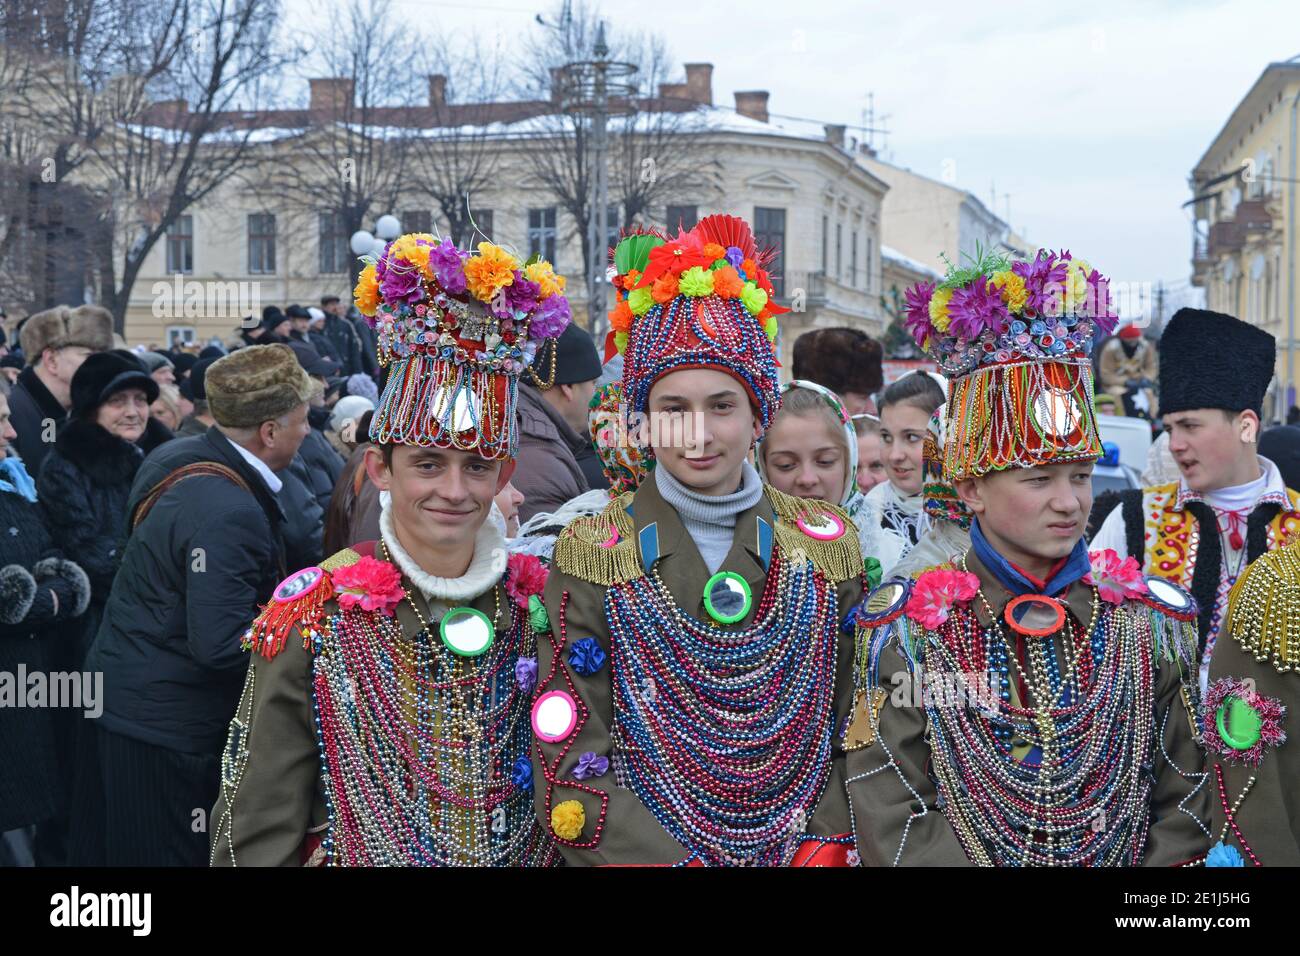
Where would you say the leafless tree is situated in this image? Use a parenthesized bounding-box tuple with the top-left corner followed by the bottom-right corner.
(253, 0, 421, 286)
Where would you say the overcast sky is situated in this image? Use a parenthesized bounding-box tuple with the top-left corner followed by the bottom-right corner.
(285, 0, 1297, 310)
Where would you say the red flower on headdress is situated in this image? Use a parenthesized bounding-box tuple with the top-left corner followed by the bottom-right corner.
(505, 553, 549, 609)
(333, 556, 405, 617)
(634, 229, 711, 288)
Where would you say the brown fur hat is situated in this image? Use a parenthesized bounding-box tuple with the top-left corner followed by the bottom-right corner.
(205, 343, 316, 428)
(19, 305, 114, 359)
(791, 326, 884, 398)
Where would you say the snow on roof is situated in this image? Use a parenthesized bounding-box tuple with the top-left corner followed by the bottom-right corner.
(881, 245, 940, 278)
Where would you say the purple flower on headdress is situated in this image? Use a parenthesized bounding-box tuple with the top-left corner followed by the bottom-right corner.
(491, 271, 541, 319)
(515, 655, 538, 693)
(379, 262, 424, 305)
(946, 276, 1009, 342)
(529, 293, 571, 339)
(428, 241, 469, 295)
(572, 751, 609, 780)
(1086, 269, 1119, 335)
(903, 280, 936, 346)
(1011, 249, 1068, 315)
(725, 246, 745, 268)
(374, 241, 395, 281)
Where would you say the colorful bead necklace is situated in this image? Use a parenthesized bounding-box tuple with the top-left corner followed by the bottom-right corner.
(605, 550, 839, 866)
(311, 569, 558, 867)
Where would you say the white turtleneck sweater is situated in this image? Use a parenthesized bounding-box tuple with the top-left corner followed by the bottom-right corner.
(378, 500, 506, 607)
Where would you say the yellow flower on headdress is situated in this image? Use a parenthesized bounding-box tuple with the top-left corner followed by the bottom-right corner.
(524, 260, 566, 299)
(989, 270, 1028, 313)
(929, 286, 954, 332)
(353, 263, 380, 317)
(464, 242, 518, 303)
(551, 800, 585, 840)
(678, 265, 715, 298)
(1063, 258, 1092, 312)
(387, 233, 434, 277)
(740, 281, 768, 315)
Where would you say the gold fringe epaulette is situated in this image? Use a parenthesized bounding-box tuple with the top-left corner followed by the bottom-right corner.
(552, 493, 642, 586)
(1227, 545, 1300, 674)
(765, 486, 865, 584)
(243, 548, 361, 660)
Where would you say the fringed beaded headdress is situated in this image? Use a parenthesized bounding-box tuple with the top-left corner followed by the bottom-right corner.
(922, 404, 972, 529)
(902, 247, 1118, 481)
(353, 233, 572, 460)
(606, 214, 788, 432)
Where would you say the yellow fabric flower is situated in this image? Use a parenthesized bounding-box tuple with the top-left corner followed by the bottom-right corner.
(929, 287, 954, 332)
(524, 260, 566, 299)
(739, 281, 768, 315)
(763, 314, 779, 342)
(464, 242, 518, 303)
(353, 263, 380, 317)
(989, 270, 1028, 313)
(388, 234, 435, 276)
(614, 330, 629, 354)
(1064, 258, 1092, 311)
(627, 286, 655, 316)
(551, 799, 586, 840)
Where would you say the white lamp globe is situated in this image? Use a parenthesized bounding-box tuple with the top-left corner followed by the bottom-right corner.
(375, 215, 401, 240)
(350, 230, 374, 255)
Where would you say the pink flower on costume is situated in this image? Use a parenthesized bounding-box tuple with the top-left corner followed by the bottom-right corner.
(904, 569, 980, 629)
(1084, 549, 1145, 605)
(505, 553, 549, 609)
(333, 556, 405, 617)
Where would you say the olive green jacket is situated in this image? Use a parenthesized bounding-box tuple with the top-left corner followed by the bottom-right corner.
(210, 546, 517, 867)
(1208, 548, 1300, 865)
(846, 549, 1212, 867)
(532, 469, 867, 865)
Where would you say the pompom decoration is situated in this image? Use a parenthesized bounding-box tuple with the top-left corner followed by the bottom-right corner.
(551, 799, 586, 840)
(356, 232, 571, 460)
(606, 214, 789, 431)
(1084, 549, 1146, 604)
(332, 556, 405, 617)
(900, 247, 1115, 480)
(905, 568, 980, 629)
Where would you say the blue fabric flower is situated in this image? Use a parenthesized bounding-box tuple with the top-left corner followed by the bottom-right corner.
(511, 754, 533, 792)
(572, 751, 609, 780)
(1030, 320, 1047, 336)
(1010, 320, 1027, 335)
(1205, 841, 1245, 867)
(567, 637, 607, 676)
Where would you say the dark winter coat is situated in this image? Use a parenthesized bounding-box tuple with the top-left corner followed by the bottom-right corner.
(8, 366, 66, 475)
(321, 314, 364, 378)
(84, 427, 287, 754)
(0, 480, 91, 831)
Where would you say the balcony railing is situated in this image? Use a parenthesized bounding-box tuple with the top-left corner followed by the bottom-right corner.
(1207, 219, 1245, 256)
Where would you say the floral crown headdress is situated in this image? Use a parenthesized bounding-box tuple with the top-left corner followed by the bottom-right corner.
(353, 233, 571, 460)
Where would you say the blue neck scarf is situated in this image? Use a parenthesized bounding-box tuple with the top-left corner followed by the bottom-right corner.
(0, 456, 38, 503)
(969, 518, 1090, 598)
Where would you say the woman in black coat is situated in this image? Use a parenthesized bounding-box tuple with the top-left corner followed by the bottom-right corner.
(37, 352, 157, 666)
(0, 391, 91, 865)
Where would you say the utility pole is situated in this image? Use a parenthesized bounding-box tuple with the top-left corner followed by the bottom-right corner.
(1154, 281, 1165, 331)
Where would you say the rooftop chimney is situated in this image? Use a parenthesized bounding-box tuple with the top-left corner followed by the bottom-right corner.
(309, 77, 354, 113)
(428, 74, 447, 107)
(823, 123, 846, 149)
(658, 62, 714, 107)
(734, 90, 769, 124)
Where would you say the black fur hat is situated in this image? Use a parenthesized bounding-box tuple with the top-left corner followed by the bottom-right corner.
(70, 351, 160, 420)
(1158, 308, 1275, 417)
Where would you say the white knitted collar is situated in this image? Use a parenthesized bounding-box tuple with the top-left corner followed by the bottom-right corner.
(379, 500, 505, 601)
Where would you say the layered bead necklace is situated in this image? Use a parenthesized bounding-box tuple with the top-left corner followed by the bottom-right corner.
(311, 558, 558, 867)
(921, 581, 1158, 866)
(606, 550, 839, 866)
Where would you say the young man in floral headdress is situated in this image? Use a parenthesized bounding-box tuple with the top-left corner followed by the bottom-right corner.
(210, 234, 571, 866)
(846, 250, 1211, 867)
(530, 215, 876, 866)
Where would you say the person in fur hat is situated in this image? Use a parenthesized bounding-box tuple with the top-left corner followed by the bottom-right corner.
(1091, 307, 1300, 693)
(72, 343, 314, 866)
(8, 305, 113, 474)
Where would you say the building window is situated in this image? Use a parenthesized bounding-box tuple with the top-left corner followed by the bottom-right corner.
(754, 206, 785, 297)
(318, 211, 349, 274)
(248, 213, 276, 274)
(665, 204, 698, 232)
(528, 207, 557, 266)
(166, 215, 193, 274)
(865, 237, 873, 291)
(850, 231, 858, 287)
(165, 325, 197, 348)
(469, 208, 494, 242)
(835, 222, 843, 282)
(605, 203, 621, 251)
(403, 210, 432, 234)
(821, 215, 829, 274)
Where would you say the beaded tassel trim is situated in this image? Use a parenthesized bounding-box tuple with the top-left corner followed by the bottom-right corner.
(552, 486, 862, 586)
(1226, 544, 1300, 674)
(945, 358, 1102, 481)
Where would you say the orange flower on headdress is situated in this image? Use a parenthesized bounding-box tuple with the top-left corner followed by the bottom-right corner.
(353, 263, 381, 317)
(609, 297, 634, 333)
(702, 242, 726, 261)
(651, 272, 680, 304)
(463, 242, 517, 303)
(711, 264, 744, 298)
